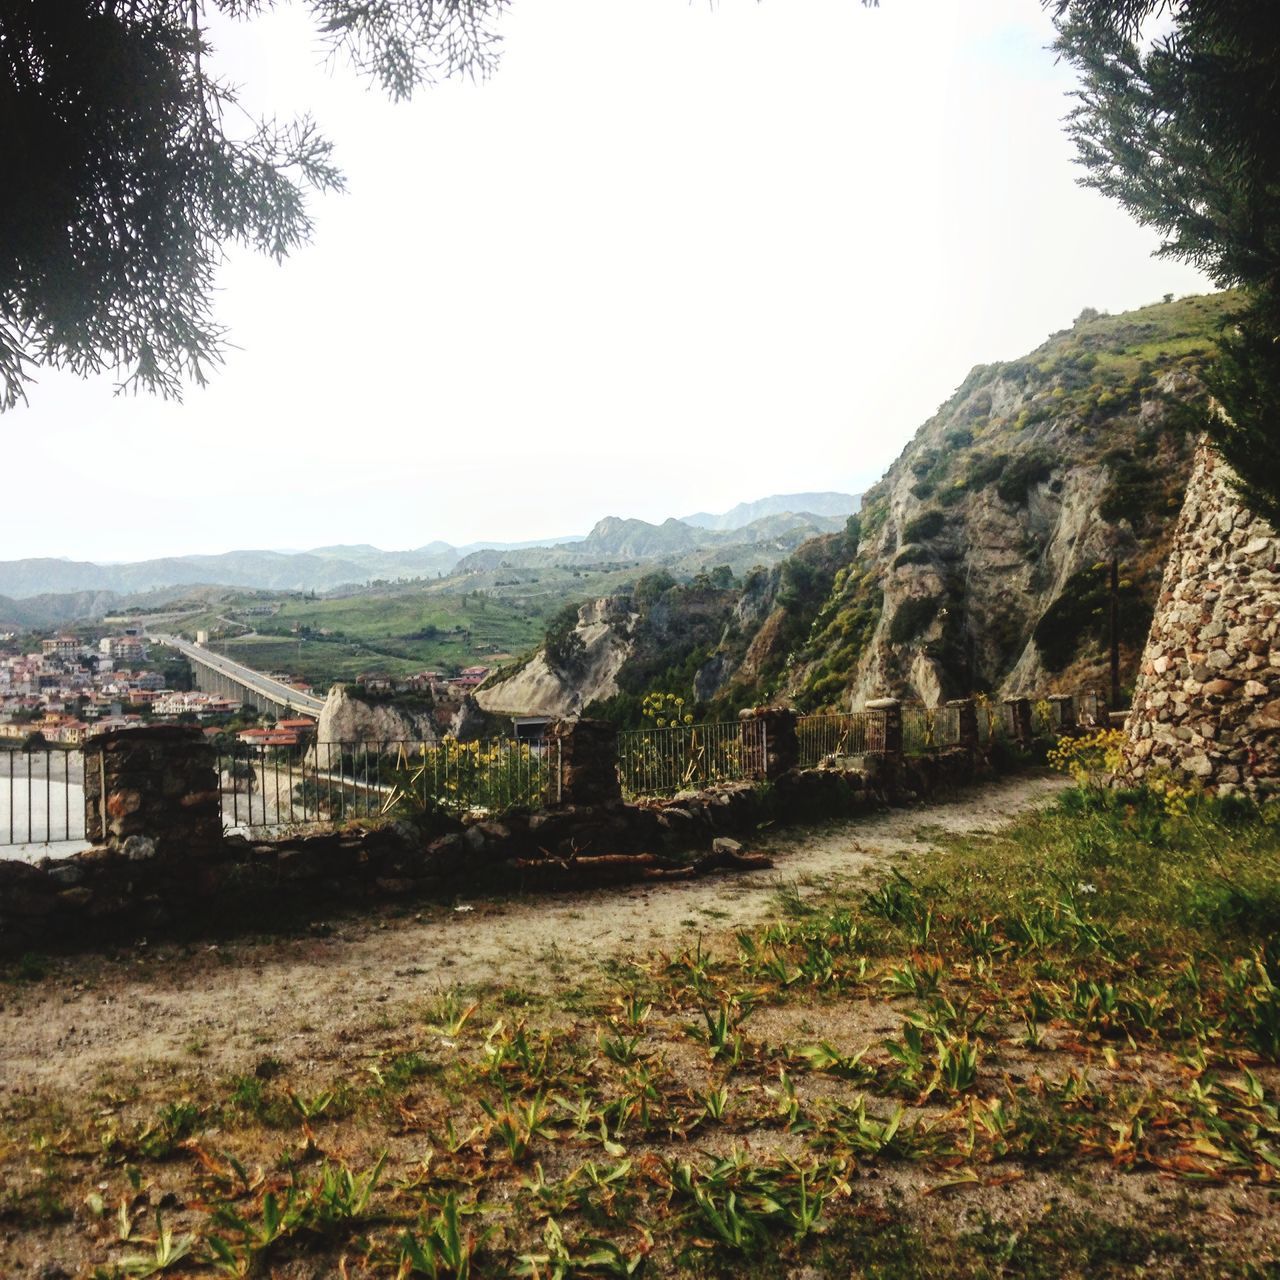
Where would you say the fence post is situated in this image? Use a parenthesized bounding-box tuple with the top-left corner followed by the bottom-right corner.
(866, 697, 903, 761)
(1048, 694, 1077, 735)
(548, 719, 621, 806)
(1003, 697, 1033, 746)
(739, 706, 799, 779)
(83, 725, 220, 857)
(947, 698, 979, 754)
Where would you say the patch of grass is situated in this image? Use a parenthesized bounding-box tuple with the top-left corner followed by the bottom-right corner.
(2, 951, 50, 982)
(6, 779, 1280, 1275)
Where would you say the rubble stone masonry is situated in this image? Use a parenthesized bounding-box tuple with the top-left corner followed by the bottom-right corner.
(1124, 441, 1280, 798)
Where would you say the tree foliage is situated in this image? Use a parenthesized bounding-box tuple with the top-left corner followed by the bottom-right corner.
(543, 602, 586, 678)
(0, 0, 508, 410)
(1052, 0, 1280, 526)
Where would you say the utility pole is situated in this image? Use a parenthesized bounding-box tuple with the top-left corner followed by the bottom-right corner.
(1109, 557, 1121, 710)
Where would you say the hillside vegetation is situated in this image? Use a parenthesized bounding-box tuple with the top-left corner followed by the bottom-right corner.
(493, 293, 1235, 725)
(741, 292, 1236, 710)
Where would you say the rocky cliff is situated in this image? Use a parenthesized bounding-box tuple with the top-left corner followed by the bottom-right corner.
(700, 293, 1235, 710)
(476, 596, 640, 718)
(314, 684, 439, 746)
(484, 294, 1236, 720)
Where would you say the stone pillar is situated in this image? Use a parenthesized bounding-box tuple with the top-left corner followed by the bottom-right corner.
(947, 698, 979, 753)
(866, 697, 903, 759)
(83, 725, 221, 857)
(1003, 697, 1033, 745)
(1048, 694, 1077, 735)
(547, 718, 621, 806)
(1123, 441, 1280, 797)
(739, 706, 799, 779)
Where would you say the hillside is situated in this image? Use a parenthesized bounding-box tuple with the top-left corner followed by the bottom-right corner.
(714, 292, 1235, 709)
(492, 293, 1235, 721)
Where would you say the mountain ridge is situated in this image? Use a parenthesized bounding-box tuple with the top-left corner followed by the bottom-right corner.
(0, 495, 846, 599)
(682, 492, 861, 530)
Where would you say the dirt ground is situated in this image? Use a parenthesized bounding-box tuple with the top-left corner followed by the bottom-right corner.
(0, 772, 1066, 1100)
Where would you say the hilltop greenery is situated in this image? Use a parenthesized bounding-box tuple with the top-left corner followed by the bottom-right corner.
(187, 592, 545, 690)
(587, 571, 742, 727)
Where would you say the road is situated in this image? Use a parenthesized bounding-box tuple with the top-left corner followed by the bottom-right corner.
(151, 632, 327, 716)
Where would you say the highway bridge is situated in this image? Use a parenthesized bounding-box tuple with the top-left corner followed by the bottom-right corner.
(151, 633, 328, 718)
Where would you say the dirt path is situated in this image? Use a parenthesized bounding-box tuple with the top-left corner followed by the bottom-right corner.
(0, 772, 1065, 1097)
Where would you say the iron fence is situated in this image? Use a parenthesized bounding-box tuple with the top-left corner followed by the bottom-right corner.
(901, 703, 967, 754)
(1031, 699, 1055, 740)
(975, 698, 1010, 747)
(616, 719, 766, 800)
(0, 693, 1092, 853)
(216, 737, 557, 832)
(797, 711, 885, 767)
(0, 746, 87, 852)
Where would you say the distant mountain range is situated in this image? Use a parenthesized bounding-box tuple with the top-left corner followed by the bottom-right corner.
(0, 492, 861, 605)
(454, 509, 850, 573)
(682, 492, 861, 531)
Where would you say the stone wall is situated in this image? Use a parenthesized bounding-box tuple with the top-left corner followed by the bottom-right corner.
(84, 725, 221, 857)
(0, 741, 993, 958)
(1123, 442, 1280, 798)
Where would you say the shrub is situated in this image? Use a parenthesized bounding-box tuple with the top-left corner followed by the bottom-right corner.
(1032, 563, 1151, 672)
(889, 594, 941, 645)
(960, 452, 1008, 492)
(633, 571, 677, 608)
(902, 509, 946, 543)
(543, 603, 586, 677)
(996, 450, 1054, 504)
(893, 545, 931, 569)
(1099, 449, 1162, 528)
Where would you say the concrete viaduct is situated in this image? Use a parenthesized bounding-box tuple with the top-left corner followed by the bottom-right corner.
(151, 633, 327, 719)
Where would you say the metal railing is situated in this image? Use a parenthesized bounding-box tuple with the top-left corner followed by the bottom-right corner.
(901, 703, 967, 754)
(216, 737, 557, 833)
(976, 699, 1010, 747)
(0, 746, 87, 852)
(797, 711, 885, 767)
(1032, 700, 1056, 740)
(616, 718, 766, 800)
(0, 696, 1086, 855)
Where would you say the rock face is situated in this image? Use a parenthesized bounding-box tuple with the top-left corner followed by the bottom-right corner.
(696, 294, 1234, 712)
(1122, 442, 1280, 798)
(477, 596, 640, 718)
(843, 391, 1129, 706)
(314, 684, 438, 746)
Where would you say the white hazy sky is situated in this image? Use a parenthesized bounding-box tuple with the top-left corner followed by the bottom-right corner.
(5, 0, 1209, 564)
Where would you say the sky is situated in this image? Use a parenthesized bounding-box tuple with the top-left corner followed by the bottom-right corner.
(4, 0, 1210, 564)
